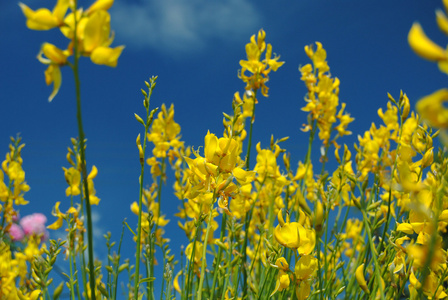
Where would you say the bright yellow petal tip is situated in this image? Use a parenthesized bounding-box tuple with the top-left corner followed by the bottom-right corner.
(355, 264, 370, 294)
(90, 46, 125, 67)
(408, 22, 447, 62)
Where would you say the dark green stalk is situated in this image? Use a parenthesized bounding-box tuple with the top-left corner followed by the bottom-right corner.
(210, 213, 227, 300)
(71, 1, 96, 297)
(149, 157, 165, 298)
(134, 77, 157, 300)
(245, 92, 257, 170)
(112, 221, 126, 300)
(185, 220, 203, 300)
(361, 209, 385, 300)
(197, 203, 215, 300)
(242, 90, 257, 298)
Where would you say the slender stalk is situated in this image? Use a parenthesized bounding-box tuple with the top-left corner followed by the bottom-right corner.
(71, 1, 96, 297)
(134, 114, 147, 300)
(112, 221, 126, 300)
(210, 213, 227, 300)
(134, 79, 157, 300)
(197, 203, 214, 300)
(245, 92, 257, 170)
(242, 90, 257, 298)
(361, 209, 385, 300)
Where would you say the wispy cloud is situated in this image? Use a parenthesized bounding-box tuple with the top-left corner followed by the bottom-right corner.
(111, 0, 261, 54)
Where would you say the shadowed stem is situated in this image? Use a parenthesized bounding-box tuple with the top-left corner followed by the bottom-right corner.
(242, 90, 257, 298)
(134, 78, 157, 300)
(197, 202, 214, 300)
(72, 1, 96, 298)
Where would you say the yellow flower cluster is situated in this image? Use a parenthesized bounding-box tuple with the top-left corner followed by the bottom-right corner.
(0, 242, 41, 300)
(9, 1, 448, 298)
(0, 137, 30, 231)
(184, 131, 254, 214)
(20, 0, 124, 101)
(300, 42, 354, 146)
(239, 29, 284, 97)
(0, 138, 51, 299)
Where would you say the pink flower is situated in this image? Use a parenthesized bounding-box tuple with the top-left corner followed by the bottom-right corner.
(8, 223, 24, 241)
(20, 213, 49, 241)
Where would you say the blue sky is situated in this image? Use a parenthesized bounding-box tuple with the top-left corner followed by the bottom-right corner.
(1, 0, 447, 294)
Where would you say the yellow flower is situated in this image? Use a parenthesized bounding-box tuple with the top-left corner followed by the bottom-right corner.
(63, 166, 81, 196)
(270, 257, 291, 297)
(86, 165, 100, 205)
(185, 241, 204, 267)
(239, 29, 284, 97)
(274, 210, 316, 255)
(19, 0, 69, 31)
(47, 201, 66, 230)
(90, 46, 125, 67)
(295, 254, 318, 281)
(37, 43, 70, 102)
(295, 281, 311, 300)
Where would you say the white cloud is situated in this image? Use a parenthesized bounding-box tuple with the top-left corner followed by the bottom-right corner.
(110, 0, 261, 54)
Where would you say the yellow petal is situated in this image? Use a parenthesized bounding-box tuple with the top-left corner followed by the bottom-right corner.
(18, 2, 34, 19)
(52, 0, 70, 24)
(232, 167, 255, 185)
(173, 270, 182, 293)
(436, 9, 448, 36)
(89, 195, 100, 205)
(29, 290, 42, 300)
(44, 65, 62, 102)
(88, 165, 98, 180)
(130, 201, 139, 215)
(355, 264, 370, 294)
(47, 217, 63, 230)
(19, 3, 58, 30)
(396, 222, 414, 235)
(41, 43, 68, 64)
(295, 255, 317, 280)
(408, 22, 447, 61)
(204, 131, 218, 163)
(410, 271, 422, 289)
(86, 0, 114, 15)
(275, 257, 289, 271)
(83, 10, 111, 52)
(66, 207, 78, 214)
(90, 46, 124, 67)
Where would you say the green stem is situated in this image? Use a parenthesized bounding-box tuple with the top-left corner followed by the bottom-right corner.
(112, 221, 126, 300)
(242, 90, 257, 298)
(361, 209, 385, 300)
(197, 203, 214, 300)
(210, 213, 227, 300)
(245, 92, 257, 170)
(72, 1, 96, 298)
(134, 78, 157, 300)
(134, 119, 147, 300)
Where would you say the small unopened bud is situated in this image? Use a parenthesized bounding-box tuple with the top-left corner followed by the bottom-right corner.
(401, 93, 410, 122)
(135, 113, 145, 126)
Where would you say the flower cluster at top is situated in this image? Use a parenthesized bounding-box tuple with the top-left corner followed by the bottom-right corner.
(300, 42, 354, 147)
(239, 29, 284, 98)
(19, 0, 124, 101)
